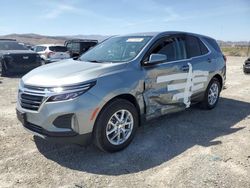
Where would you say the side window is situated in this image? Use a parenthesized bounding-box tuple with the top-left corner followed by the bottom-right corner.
(199, 39, 209, 55)
(176, 37, 187, 60)
(203, 37, 222, 53)
(185, 35, 202, 58)
(151, 38, 179, 62)
(71, 43, 80, 52)
(66, 43, 72, 50)
(35, 46, 45, 52)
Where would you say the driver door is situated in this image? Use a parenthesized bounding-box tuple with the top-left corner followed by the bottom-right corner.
(142, 36, 192, 120)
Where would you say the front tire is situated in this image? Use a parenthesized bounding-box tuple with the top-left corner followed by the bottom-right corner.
(200, 78, 221, 109)
(93, 99, 138, 152)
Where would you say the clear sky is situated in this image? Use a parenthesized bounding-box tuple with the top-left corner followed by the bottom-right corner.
(0, 0, 249, 41)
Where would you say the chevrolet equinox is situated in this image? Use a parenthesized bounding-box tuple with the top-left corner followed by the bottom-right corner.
(16, 31, 226, 152)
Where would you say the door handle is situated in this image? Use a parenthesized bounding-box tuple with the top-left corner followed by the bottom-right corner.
(181, 65, 189, 72)
(207, 58, 212, 63)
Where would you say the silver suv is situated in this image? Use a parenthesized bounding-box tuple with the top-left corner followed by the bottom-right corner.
(16, 31, 226, 152)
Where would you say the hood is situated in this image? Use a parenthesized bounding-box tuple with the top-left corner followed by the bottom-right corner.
(22, 59, 127, 87)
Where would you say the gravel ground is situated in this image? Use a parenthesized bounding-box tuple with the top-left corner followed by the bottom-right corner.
(0, 56, 250, 188)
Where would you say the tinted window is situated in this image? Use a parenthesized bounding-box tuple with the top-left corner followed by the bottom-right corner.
(67, 42, 80, 52)
(35, 46, 46, 52)
(151, 38, 179, 62)
(151, 38, 187, 61)
(176, 37, 187, 59)
(81, 42, 97, 52)
(0, 41, 28, 50)
(185, 36, 201, 58)
(203, 37, 221, 53)
(199, 39, 209, 55)
(49, 46, 68, 52)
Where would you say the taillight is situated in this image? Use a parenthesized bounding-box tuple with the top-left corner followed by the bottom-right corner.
(223, 54, 227, 63)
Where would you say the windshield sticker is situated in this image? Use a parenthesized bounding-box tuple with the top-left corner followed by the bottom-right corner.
(126, 38, 144, 42)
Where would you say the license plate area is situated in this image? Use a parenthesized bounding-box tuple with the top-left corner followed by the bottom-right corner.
(16, 110, 27, 125)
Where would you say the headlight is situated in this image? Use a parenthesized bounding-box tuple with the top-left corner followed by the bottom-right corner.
(47, 81, 96, 102)
(47, 91, 85, 102)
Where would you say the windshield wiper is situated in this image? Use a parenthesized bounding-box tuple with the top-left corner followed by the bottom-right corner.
(82, 59, 103, 63)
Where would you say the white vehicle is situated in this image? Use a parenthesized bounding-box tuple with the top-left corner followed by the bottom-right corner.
(33, 44, 70, 64)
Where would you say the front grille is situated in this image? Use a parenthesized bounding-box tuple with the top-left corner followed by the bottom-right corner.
(20, 93, 44, 111)
(12, 54, 37, 64)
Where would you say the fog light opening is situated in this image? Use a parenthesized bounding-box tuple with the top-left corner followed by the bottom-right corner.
(71, 115, 79, 133)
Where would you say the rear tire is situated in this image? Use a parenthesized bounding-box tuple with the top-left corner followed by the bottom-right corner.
(200, 78, 221, 110)
(93, 99, 138, 152)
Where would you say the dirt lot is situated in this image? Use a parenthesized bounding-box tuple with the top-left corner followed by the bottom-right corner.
(0, 56, 249, 188)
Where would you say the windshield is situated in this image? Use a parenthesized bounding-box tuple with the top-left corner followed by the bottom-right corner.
(0, 41, 28, 50)
(79, 36, 152, 63)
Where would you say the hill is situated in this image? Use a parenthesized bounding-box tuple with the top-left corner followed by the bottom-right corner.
(0, 33, 109, 45)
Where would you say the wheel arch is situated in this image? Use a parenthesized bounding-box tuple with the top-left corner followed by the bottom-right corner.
(212, 74, 223, 90)
(93, 93, 142, 135)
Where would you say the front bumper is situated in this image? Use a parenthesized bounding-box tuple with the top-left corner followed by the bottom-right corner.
(16, 91, 104, 145)
(25, 122, 91, 145)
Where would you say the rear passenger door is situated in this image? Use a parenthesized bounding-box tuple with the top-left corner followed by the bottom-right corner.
(143, 35, 192, 120)
(184, 35, 211, 100)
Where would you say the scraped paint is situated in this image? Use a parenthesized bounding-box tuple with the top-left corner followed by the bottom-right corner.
(157, 63, 209, 108)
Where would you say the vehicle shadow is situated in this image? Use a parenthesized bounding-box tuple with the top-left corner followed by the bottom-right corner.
(34, 97, 250, 175)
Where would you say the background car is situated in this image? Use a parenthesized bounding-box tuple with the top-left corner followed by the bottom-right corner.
(64, 39, 98, 58)
(243, 57, 250, 73)
(33, 44, 70, 64)
(0, 39, 41, 76)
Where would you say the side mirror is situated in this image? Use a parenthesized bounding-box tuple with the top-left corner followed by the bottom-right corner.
(145, 54, 167, 66)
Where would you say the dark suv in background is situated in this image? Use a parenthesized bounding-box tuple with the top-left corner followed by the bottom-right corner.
(65, 39, 98, 58)
(0, 39, 41, 76)
(243, 57, 250, 73)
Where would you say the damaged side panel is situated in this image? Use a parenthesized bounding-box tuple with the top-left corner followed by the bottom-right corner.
(143, 61, 210, 120)
(143, 62, 188, 120)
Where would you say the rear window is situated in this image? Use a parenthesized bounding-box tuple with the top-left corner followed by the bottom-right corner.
(66, 42, 80, 52)
(203, 37, 221, 53)
(0, 41, 28, 50)
(185, 35, 209, 58)
(49, 46, 68, 52)
(199, 39, 209, 55)
(35, 46, 46, 52)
